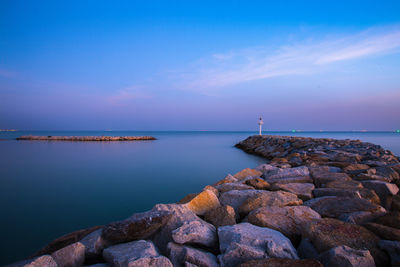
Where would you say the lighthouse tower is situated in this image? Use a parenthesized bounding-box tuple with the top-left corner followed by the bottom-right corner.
(258, 117, 263, 136)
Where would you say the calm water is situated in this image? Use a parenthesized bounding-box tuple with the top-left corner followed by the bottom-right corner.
(0, 131, 399, 265)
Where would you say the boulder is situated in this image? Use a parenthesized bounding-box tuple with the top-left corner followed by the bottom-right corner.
(185, 190, 220, 215)
(238, 191, 302, 216)
(218, 223, 298, 267)
(80, 229, 110, 263)
(317, 245, 375, 267)
(302, 218, 387, 266)
(167, 242, 219, 267)
(375, 212, 400, 229)
(102, 209, 172, 244)
(375, 166, 399, 181)
(103, 240, 172, 267)
(7, 255, 58, 267)
(378, 240, 400, 267)
(339, 211, 386, 225)
(356, 174, 392, 182)
(150, 204, 202, 254)
(255, 164, 279, 174)
(203, 205, 236, 227)
(297, 238, 319, 259)
(361, 180, 399, 201)
(247, 206, 321, 242)
(312, 188, 362, 199)
(213, 174, 238, 186)
(218, 190, 261, 211)
(343, 164, 370, 173)
(178, 193, 198, 204)
(233, 168, 262, 180)
(265, 176, 313, 184)
(51, 242, 85, 267)
(264, 166, 310, 179)
(172, 220, 217, 248)
(311, 172, 352, 187)
(304, 196, 386, 219)
(271, 183, 314, 201)
(237, 258, 323, 267)
(364, 223, 400, 241)
(215, 183, 254, 193)
(325, 179, 363, 189)
(244, 178, 270, 190)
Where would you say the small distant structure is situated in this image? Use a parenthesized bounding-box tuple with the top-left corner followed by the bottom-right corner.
(258, 117, 263, 136)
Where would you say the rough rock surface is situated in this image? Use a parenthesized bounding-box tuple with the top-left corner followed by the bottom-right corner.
(244, 177, 270, 190)
(103, 240, 172, 267)
(247, 206, 321, 242)
(237, 258, 323, 267)
(238, 190, 302, 216)
(102, 210, 172, 243)
(364, 222, 400, 241)
(215, 182, 254, 193)
(167, 242, 219, 267)
(271, 183, 314, 200)
(317, 245, 375, 267)
(378, 240, 400, 267)
(51, 242, 85, 267)
(80, 229, 110, 262)
(233, 168, 262, 180)
(185, 189, 220, 215)
(203, 205, 236, 227)
(218, 223, 298, 266)
(172, 220, 217, 247)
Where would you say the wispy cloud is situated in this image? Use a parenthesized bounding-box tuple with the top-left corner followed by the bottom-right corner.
(178, 27, 400, 90)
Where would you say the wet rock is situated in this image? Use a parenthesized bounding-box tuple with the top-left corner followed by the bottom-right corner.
(102, 209, 172, 244)
(167, 242, 219, 267)
(31, 225, 102, 257)
(204, 205, 236, 227)
(80, 229, 110, 263)
(185, 189, 220, 215)
(218, 190, 261, 211)
(244, 177, 270, 190)
(233, 168, 262, 180)
(237, 258, 323, 267)
(317, 245, 375, 267)
(51, 242, 85, 267)
(103, 240, 172, 267)
(150, 204, 201, 254)
(238, 191, 302, 216)
(172, 220, 217, 248)
(247, 206, 320, 242)
(218, 223, 298, 266)
(303, 218, 387, 266)
(271, 183, 314, 201)
(361, 180, 399, 202)
(215, 183, 254, 193)
(297, 238, 319, 259)
(304, 196, 386, 219)
(378, 240, 400, 267)
(311, 172, 352, 187)
(364, 222, 400, 241)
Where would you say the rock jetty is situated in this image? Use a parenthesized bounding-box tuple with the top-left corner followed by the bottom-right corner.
(16, 136, 156, 141)
(8, 135, 400, 267)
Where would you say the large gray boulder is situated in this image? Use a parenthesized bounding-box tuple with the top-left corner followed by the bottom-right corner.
(167, 242, 219, 267)
(218, 190, 261, 211)
(172, 220, 217, 248)
(271, 183, 314, 200)
(264, 166, 310, 179)
(217, 223, 298, 267)
(51, 242, 85, 267)
(102, 209, 172, 244)
(317, 245, 375, 267)
(103, 239, 172, 267)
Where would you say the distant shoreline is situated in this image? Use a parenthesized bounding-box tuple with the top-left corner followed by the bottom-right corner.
(15, 136, 156, 141)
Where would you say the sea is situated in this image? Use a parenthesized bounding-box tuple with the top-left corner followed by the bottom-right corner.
(0, 130, 399, 265)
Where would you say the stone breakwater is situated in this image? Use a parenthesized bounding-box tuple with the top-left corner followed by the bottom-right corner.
(8, 135, 400, 267)
(16, 136, 157, 141)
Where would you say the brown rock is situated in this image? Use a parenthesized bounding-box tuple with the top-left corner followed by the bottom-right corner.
(325, 179, 363, 189)
(238, 191, 302, 217)
(178, 193, 198, 204)
(364, 222, 400, 241)
(31, 225, 102, 257)
(245, 177, 270, 190)
(233, 168, 262, 180)
(213, 174, 238, 186)
(304, 196, 386, 219)
(185, 189, 220, 215)
(247, 206, 320, 242)
(204, 205, 236, 227)
(51, 242, 85, 267)
(102, 210, 172, 243)
(216, 182, 254, 193)
(238, 258, 323, 267)
(344, 164, 370, 172)
(311, 172, 352, 187)
(271, 183, 314, 201)
(375, 211, 400, 229)
(303, 218, 388, 267)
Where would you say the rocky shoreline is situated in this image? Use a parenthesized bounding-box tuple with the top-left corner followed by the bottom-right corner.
(8, 135, 400, 267)
(16, 136, 157, 141)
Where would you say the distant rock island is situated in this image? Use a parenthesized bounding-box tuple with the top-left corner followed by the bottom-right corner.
(16, 136, 156, 141)
(8, 135, 400, 267)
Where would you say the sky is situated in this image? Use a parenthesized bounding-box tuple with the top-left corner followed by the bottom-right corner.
(1, 0, 400, 131)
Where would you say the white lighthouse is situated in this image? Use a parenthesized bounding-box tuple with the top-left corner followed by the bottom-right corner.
(258, 117, 263, 136)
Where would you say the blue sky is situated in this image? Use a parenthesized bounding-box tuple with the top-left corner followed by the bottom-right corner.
(1, 0, 400, 130)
